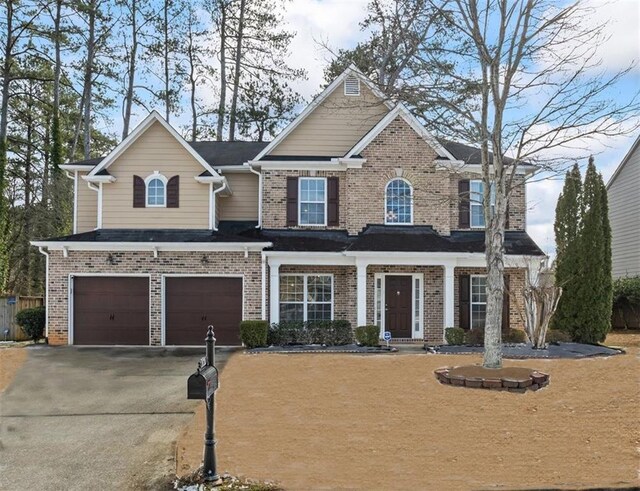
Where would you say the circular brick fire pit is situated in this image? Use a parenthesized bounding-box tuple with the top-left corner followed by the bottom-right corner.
(434, 365, 549, 393)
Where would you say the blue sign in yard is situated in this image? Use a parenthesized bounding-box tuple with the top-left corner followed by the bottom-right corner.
(383, 331, 392, 342)
(7, 296, 16, 305)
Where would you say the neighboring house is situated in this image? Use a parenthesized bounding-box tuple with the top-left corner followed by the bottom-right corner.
(32, 65, 544, 347)
(607, 135, 640, 278)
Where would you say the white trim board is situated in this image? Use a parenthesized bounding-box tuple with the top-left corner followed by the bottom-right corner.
(32, 241, 272, 253)
(87, 111, 222, 180)
(253, 64, 394, 161)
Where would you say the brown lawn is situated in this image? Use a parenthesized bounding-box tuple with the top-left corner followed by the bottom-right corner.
(177, 334, 640, 490)
(0, 347, 27, 393)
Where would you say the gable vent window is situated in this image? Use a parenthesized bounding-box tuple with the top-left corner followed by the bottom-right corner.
(344, 76, 360, 96)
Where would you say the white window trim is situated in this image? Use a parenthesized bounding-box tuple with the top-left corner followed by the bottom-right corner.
(470, 274, 487, 330)
(373, 273, 423, 340)
(469, 180, 495, 229)
(279, 273, 334, 322)
(384, 177, 414, 225)
(298, 177, 327, 227)
(145, 172, 168, 207)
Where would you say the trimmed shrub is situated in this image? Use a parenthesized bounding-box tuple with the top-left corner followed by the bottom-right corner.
(355, 325, 379, 347)
(464, 328, 484, 346)
(16, 306, 46, 343)
(503, 328, 527, 344)
(444, 327, 465, 345)
(239, 320, 269, 348)
(546, 329, 571, 344)
(268, 320, 353, 346)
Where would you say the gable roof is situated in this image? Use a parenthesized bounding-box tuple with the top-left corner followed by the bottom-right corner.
(607, 134, 640, 189)
(190, 141, 269, 167)
(252, 64, 394, 161)
(88, 111, 222, 178)
(345, 103, 456, 160)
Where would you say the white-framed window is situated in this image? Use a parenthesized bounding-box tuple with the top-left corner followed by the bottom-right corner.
(470, 180, 495, 228)
(385, 178, 413, 224)
(279, 274, 333, 322)
(299, 177, 327, 226)
(145, 172, 167, 207)
(470, 275, 487, 329)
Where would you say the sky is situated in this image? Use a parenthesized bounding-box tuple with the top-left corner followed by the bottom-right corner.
(276, 0, 640, 256)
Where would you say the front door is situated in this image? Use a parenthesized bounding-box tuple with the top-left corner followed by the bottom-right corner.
(385, 275, 412, 338)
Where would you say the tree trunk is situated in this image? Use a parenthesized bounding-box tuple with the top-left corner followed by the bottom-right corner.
(122, 0, 138, 139)
(483, 194, 506, 368)
(80, 0, 96, 160)
(228, 0, 245, 141)
(163, 0, 170, 122)
(216, 0, 227, 141)
(51, 0, 62, 170)
(187, 14, 197, 140)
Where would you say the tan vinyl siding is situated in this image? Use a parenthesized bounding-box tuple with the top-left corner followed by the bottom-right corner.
(219, 173, 258, 220)
(101, 121, 210, 229)
(608, 144, 640, 277)
(270, 83, 389, 157)
(76, 171, 98, 232)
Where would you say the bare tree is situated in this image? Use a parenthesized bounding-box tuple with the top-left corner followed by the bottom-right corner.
(426, 0, 639, 367)
(227, 0, 245, 141)
(522, 262, 562, 348)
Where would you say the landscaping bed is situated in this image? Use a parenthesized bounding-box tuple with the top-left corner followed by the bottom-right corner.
(434, 365, 549, 392)
(430, 342, 623, 359)
(248, 344, 397, 354)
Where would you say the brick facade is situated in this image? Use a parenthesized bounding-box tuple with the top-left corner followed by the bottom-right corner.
(260, 117, 527, 234)
(46, 250, 263, 345)
(453, 267, 526, 331)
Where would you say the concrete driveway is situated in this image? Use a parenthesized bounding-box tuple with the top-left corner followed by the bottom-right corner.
(0, 345, 236, 490)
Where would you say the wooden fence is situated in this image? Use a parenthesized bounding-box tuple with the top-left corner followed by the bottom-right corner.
(0, 296, 45, 341)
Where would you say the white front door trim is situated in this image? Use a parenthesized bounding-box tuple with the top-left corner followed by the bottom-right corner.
(373, 272, 424, 340)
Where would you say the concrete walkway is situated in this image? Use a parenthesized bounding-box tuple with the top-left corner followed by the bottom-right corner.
(0, 345, 236, 490)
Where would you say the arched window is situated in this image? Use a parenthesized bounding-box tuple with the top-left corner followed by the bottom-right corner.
(385, 178, 413, 224)
(145, 172, 167, 207)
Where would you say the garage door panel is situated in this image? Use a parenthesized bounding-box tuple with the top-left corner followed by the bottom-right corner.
(165, 277, 243, 346)
(73, 277, 149, 345)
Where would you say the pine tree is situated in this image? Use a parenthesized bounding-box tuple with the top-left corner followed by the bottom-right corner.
(573, 158, 612, 343)
(552, 164, 583, 335)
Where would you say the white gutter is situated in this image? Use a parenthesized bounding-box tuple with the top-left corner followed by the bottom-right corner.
(211, 180, 228, 231)
(248, 164, 262, 228)
(30, 241, 273, 252)
(82, 174, 116, 183)
(37, 246, 49, 339)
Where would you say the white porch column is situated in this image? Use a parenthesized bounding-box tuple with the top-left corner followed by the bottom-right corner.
(444, 263, 455, 330)
(269, 260, 280, 324)
(356, 261, 367, 327)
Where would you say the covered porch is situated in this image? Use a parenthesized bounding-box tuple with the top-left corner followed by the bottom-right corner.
(265, 251, 537, 344)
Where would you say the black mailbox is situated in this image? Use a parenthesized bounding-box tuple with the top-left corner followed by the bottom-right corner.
(187, 365, 219, 400)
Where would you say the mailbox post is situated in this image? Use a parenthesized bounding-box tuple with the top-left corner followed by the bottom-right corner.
(187, 326, 220, 482)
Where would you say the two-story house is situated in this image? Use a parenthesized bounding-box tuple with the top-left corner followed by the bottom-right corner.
(33, 66, 545, 346)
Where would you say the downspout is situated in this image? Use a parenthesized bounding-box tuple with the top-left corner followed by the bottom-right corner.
(248, 165, 262, 228)
(211, 180, 227, 231)
(261, 252, 267, 320)
(37, 246, 49, 341)
(87, 182, 100, 229)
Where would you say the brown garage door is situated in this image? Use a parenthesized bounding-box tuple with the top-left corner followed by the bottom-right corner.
(165, 277, 243, 346)
(73, 276, 149, 345)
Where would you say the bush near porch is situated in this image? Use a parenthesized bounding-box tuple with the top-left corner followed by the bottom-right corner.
(266, 320, 353, 346)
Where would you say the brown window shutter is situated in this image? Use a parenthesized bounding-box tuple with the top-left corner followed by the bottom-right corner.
(167, 175, 179, 208)
(286, 176, 298, 226)
(459, 274, 470, 329)
(327, 177, 339, 226)
(458, 179, 470, 228)
(133, 175, 145, 208)
(502, 274, 510, 331)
